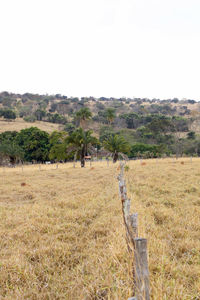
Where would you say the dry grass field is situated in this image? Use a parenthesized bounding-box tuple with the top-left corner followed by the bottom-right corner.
(0, 119, 62, 133)
(0, 159, 200, 299)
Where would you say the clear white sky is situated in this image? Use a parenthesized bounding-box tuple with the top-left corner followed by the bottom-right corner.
(0, 0, 200, 100)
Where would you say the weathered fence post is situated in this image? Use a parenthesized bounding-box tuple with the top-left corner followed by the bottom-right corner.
(134, 238, 150, 300)
(129, 213, 138, 238)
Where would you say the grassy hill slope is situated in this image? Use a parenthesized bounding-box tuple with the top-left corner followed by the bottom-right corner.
(0, 118, 62, 133)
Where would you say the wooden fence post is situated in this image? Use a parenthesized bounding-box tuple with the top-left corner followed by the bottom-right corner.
(134, 238, 150, 300)
(129, 213, 138, 238)
(107, 159, 109, 167)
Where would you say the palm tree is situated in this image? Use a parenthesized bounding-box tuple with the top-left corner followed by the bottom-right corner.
(75, 107, 92, 129)
(66, 128, 98, 167)
(103, 134, 130, 163)
(105, 108, 116, 125)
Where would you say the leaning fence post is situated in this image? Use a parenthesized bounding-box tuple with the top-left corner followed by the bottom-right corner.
(134, 238, 150, 300)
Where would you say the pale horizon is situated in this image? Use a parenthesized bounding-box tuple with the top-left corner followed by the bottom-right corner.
(1, 0, 200, 100)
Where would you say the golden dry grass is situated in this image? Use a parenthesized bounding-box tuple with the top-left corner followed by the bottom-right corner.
(0, 119, 62, 133)
(0, 159, 200, 299)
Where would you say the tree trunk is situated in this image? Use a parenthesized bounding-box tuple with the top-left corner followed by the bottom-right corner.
(113, 152, 118, 163)
(10, 156, 16, 166)
(81, 157, 85, 167)
(81, 146, 85, 167)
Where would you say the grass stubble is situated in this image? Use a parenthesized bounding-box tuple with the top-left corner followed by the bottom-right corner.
(0, 159, 199, 299)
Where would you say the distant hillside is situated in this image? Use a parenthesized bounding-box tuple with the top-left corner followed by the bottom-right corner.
(1, 91, 200, 136)
(0, 91, 199, 117)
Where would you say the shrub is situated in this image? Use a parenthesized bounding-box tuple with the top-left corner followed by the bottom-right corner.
(23, 115, 36, 122)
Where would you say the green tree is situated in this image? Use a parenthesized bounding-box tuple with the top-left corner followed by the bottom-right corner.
(34, 109, 46, 121)
(147, 118, 172, 135)
(49, 131, 68, 161)
(129, 143, 164, 158)
(66, 128, 98, 167)
(64, 123, 76, 134)
(0, 131, 24, 165)
(187, 131, 196, 140)
(16, 127, 50, 162)
(49, 143, 68, 161)
(46, 113, 67, 124)
(99, 126, 115, 143)
(49, 131, 67, 146)
(0, 131, 18, 143)
(105, 108, 116, 125)
(75, 107, 92, 128)
(103, 134, 130, 163)
(0, 109, 16, 120)
(0, 142, 24, 165)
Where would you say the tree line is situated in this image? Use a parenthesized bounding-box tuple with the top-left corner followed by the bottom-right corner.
(1, 107, 200, 167)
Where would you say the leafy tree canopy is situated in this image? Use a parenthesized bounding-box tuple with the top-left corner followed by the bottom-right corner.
(0, 109, 16, 119)
(15, 127, 50, 162)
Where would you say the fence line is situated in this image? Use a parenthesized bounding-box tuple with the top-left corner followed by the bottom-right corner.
(118, 162, 150, 300)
